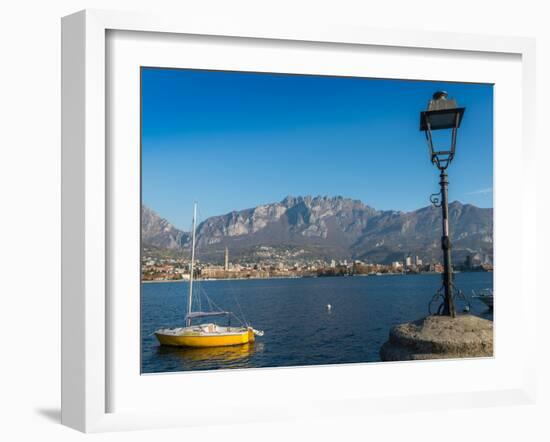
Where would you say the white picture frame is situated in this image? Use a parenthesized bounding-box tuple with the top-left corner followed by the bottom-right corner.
(61, 9, 537, 433)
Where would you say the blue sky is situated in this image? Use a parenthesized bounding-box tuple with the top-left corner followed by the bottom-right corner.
(142, 68, 493, 230)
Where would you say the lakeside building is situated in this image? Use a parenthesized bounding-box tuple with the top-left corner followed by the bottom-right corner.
(391, 261, 403, 270)
(141, 248, 491, 281)
(430, 263, 444, 273)
(460, 252, 493, 272)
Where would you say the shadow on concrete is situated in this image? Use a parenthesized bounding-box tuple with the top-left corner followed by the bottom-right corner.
(35, 407, 61, 423)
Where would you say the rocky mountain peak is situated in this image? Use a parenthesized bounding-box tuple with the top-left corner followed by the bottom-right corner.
(141, 205, 189, 250)
(141, 196, 492, 264)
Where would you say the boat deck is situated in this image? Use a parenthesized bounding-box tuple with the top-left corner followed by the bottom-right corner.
(156, 323, 249, 337)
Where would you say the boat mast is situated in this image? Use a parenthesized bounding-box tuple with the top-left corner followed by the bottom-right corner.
(186, 202, 197, 327)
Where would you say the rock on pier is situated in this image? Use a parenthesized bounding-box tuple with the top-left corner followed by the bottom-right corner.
(380, 314, 493, 361)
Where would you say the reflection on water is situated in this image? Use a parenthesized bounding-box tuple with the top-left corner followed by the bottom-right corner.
(141, 272, 493, 373)
(155, 343, 263, 370)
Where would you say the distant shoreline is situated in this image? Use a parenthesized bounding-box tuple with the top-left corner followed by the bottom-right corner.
(141, 275, 307, 284)
(140, 271, 490, 284)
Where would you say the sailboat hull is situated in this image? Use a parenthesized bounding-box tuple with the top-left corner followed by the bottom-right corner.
(155, 326, 255, 348)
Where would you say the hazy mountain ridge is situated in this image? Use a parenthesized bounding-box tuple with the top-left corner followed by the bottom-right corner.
(141, 205, 189, 250)
(142, 196, 493, 264)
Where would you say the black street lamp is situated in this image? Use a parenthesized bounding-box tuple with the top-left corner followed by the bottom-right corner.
(420, 91, 465, 318)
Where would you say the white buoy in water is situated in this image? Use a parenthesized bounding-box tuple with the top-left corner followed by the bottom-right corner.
(326, 304, 332, 311)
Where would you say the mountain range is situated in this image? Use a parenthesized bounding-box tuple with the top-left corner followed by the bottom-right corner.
(141, 196, 493, 264)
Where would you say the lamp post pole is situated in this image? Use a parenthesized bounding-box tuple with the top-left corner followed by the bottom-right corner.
(420, 90, 465, 317)
(439, 169, 456, 317)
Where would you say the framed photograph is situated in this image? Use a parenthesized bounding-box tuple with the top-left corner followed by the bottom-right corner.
(61, 9, 537, 432)
(140, 68, 495, 374)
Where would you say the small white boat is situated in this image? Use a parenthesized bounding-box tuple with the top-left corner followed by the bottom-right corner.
(472, 288, 493, 309)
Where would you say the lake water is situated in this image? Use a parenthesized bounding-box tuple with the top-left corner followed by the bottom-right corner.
(141, 272, 493, 373)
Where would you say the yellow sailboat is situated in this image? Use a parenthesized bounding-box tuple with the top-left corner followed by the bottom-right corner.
(155, 202, 263, 348)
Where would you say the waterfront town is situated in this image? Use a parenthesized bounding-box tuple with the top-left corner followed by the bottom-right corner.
(141, 246, 493, 282)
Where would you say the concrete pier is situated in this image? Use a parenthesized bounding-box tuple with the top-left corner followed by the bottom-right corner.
(380, 314, 493, 361)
